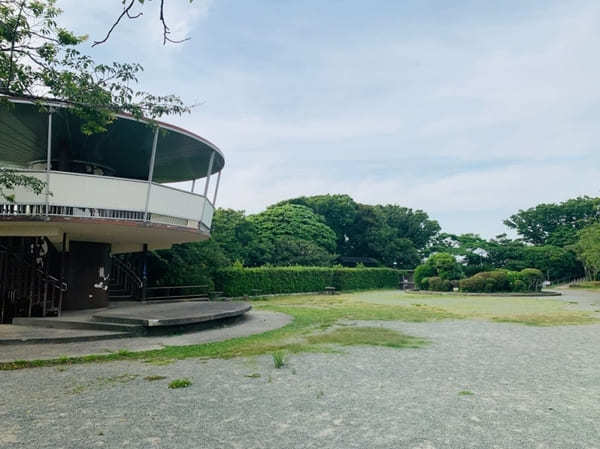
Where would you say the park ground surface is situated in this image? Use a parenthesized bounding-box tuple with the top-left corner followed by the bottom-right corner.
(2, 287, 600, 448)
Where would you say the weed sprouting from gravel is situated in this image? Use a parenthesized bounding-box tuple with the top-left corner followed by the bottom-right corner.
(273, 351, 285, 369)
(168, 378, 192, 389)
(458, 390, 474, 396)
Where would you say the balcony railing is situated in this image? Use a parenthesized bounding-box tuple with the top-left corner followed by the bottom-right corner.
(0, 170, 214, 231)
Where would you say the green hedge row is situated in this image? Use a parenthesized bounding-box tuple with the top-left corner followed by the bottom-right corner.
(214, 267, 410, 297)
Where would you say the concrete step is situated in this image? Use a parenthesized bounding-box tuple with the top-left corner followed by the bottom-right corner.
(0, 325, 133, 345)
(12, 317, 142, 333)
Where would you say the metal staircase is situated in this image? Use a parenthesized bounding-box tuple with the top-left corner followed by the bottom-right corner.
(109, 256, 143, 301)
(0, 239, 68, 324)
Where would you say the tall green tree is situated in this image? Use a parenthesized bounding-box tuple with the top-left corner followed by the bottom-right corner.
(504, 197, 600, 246)
(279, 194, 358, 253)
(572, 224, 600, 280)
(250, 203, 337, 254)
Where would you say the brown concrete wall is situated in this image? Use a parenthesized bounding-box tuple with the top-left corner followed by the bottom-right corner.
(63, 241, 111, 310)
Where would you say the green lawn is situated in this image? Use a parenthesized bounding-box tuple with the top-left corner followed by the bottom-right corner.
(569, 281, 600, 290)
(1, 289, 596, 370)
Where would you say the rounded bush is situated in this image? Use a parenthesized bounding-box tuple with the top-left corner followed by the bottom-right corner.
(519, 268, 544, 291)
(414, 264, 436, 289)
(427, 276, 453, 291)
(512, 279, 527, 292)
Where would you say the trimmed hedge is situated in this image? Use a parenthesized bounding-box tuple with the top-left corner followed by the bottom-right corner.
(214, 267, 410, 297)
(459, 268, 544, 293)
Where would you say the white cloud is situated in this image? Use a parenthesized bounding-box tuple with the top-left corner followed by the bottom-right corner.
(54, 1, 600, 237)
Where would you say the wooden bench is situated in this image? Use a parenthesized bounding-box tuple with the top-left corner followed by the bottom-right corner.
(324, 286, 336, 295)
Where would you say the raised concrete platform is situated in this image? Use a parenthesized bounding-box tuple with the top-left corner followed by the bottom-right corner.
(3, 300, 252, 344)
(92, 301, 252, 327)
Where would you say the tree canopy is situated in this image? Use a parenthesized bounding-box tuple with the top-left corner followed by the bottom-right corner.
(572, 224, 600, 280)
(1, 0, 189, 131)
(504, 197, 600, 247)
(278, 194, 440, 268)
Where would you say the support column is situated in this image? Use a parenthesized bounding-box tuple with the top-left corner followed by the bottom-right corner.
(58, 232, 66, 317)
(45, 109, 53, 216)
(200, 152, 215, 228)
(144, 127, 160, 221)
(141, 243, 148, 301)
(213, 170, 222, 205)
(203, 152, 215, 197)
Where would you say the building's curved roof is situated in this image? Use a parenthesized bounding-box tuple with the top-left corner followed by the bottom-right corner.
(0, 96, 224, 183)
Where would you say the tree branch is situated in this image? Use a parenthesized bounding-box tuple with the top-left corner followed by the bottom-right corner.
(92, 0, 142, 47)
(159, 0, 190, 45)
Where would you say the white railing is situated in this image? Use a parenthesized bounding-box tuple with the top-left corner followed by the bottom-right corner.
(1, 170, 215, 230)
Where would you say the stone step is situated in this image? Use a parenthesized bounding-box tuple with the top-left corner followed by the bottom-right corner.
(0, 325, 133, 345)
(12, 317, 142, 333)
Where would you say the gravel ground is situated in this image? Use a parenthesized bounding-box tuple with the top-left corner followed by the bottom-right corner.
(2, 306, 600, 448)
(0, 310, 291, 363)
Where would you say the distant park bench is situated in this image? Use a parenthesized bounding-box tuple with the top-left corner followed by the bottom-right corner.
(324, 286, 336, 295)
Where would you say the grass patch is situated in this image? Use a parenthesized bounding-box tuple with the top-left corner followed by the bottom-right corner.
(570, 281, 600, 289)
(2, 290, 598, 371)
(168, 378, 192, 389)
(458, 390, 474, 396)
(144, 375, 167, 381)
(491, 313, 599, 326)
(306, 326, 427, 349)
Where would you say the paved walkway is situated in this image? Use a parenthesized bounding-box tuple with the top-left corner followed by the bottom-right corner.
(0, 310, 291, 362)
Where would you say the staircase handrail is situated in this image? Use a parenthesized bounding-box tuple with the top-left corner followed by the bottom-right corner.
(112, 256, 143, 288)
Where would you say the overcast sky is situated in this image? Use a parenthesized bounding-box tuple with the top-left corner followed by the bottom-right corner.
(60, 0, 600, 238)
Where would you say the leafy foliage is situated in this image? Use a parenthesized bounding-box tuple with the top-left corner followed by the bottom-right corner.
(571, 224, 600, 280)
(0, 0, 189, 133)
(214, 266, 409, 297)
(280, 195, 440, 268)
(0, 168, 45, 201)
(414, 252, 463, 289)
(504, 197, 600, 246)
(431, 232, 583, 281)
(149, 240, 230, 288)
(459, 269, 544, 293)
(250, 204, 337, 254)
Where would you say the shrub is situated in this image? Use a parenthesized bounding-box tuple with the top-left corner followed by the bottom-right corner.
(519, 268, 544, 291)
(427, 276, 453, 292)
(414, 252, 463, 289)
(214, 266, 410, 297)
(512, 279, 527, 292)
(414, 264, 436, 289)
(459, 271, 510, 292)
(459, 268, 543, 293)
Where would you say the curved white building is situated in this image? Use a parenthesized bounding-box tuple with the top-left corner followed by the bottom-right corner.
(0, 96, 225, 318)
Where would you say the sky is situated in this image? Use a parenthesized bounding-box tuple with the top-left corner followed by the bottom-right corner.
(58, 0, 600, 238)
